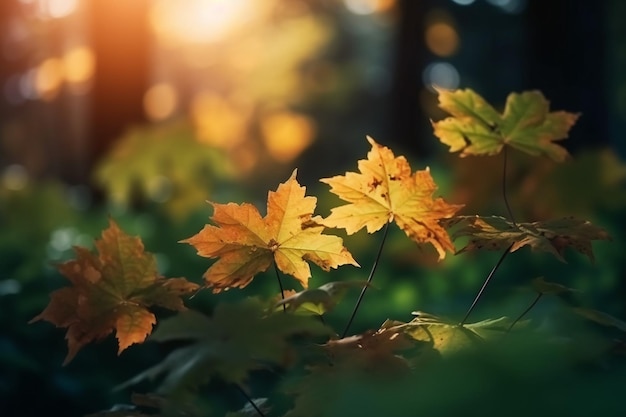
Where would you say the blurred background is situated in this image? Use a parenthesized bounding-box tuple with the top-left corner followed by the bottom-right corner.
(1, 0, 626, 415)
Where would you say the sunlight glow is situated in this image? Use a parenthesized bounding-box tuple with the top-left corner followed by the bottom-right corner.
(37, 0, 79, 19)
(35, 58, 63, 100)
(150, 0, 254, 44)
(143, 83, 179, 121)
(192, 92, 250, 149)
(63, 46, 95, 84)
(260, 111, 316, 163)
(426, 22, 459, 57)
(343, 0, 396, 15)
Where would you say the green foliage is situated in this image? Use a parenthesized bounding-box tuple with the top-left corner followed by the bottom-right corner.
(29, 89, 626, 416)
(94, 121, 235, 219)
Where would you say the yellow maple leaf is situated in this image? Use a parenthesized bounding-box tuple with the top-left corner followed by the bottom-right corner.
(30, 220, 199, 364)
(432, 88, 580, 162)
(181, 170, 358, 292)
(319, 137, 463, 260)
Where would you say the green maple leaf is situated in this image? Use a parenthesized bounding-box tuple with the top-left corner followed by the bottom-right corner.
(432, 89, 580, 162)
(447, 215, 611, 262)
(390, 312, 514, 356)
(30, 219, 199, 364)
(275, 280, 371, 315)
(119, 298, 332, 393)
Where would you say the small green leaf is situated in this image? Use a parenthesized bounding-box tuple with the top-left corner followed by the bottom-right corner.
(393, 313, 513, 356)
(531, 277, 578, 295)
(275, 280, 371, 315)
(572, 307, 626, 332)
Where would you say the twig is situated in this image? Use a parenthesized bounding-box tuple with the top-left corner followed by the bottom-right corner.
(341, 222, 390, 338)
(274, 262, 286, 313)
(235, 384, 266, 417)
(459, 244, 513, 326)
(502, 147, 517, 226)
(507, 293, 542, 333)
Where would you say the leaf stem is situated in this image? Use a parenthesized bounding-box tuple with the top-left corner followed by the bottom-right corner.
(507, 292, 542, 333)
(460, 243, 513, 326)
(502, 146, 517, 226)
(274, 262, 286, 313)
(235, 384, 266, 417)
(341, 221, 390, 338)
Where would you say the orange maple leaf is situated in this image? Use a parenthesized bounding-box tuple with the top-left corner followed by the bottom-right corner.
(319, 136, 463, 260)
(30, 219, 199, 365)
(181, 170, 358, 292)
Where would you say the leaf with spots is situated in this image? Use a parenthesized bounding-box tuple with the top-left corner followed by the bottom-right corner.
(447, 215, 611, 262)
(30, 220, 200, 364)
(319, 136, 463, 260)
(432, 88, 579, 162)
(181, 170, 358, 293)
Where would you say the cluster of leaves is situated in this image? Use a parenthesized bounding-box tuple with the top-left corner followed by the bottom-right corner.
(32, 89, 626, 416)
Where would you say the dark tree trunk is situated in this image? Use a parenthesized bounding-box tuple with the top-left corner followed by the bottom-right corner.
(524, 0, 608, 151)
(388, 0, 430, 158)
(88, 0, 150, 171)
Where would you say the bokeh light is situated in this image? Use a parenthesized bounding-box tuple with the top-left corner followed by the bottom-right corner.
(35, 57, 63, 100)
(422, 61, 460, 90)
(150, 0, 255, 45)
(143, 83, 179, 121)
(36, 0, 79, 19)
(62, 46, 95, 85)
(426, 22, 459, 57)
(260, 110, 316, 163)
(2, 164, 29, 190)
(343, 0, 396, 15)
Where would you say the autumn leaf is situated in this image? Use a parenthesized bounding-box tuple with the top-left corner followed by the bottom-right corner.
(181, 170, 358, 293)
(432, 88, 580, 162)
(447, 215, 611, 262)
(319, 136, 463, 260)
(30, 219, 199, 364)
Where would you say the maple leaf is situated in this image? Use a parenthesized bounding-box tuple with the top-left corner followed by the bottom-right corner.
(447, 215, 611, 262)
(30, 219, 199, 364)
(391, 312, 514, 356)
(181, 170, 358, 293)
(319, 136, 463, 260)
(432, 88, 580, 162)
(275, 280, 371, 315)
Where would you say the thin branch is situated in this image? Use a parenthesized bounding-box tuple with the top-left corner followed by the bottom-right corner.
(507, 293, 542, 333)
(341, 221, 391, 338)
(459, 244, 513, 326)
(502, 146, 517, 226)
(274, 262, 286, 313)
(235, 384, 266, 417)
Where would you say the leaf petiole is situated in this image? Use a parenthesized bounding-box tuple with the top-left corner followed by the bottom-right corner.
(235, 384, 267, 417)
(341, 221, 391, 338)
(274, 262, 286, 313)
(459, 243, 513, 326)
(507, 292, 542, 333)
